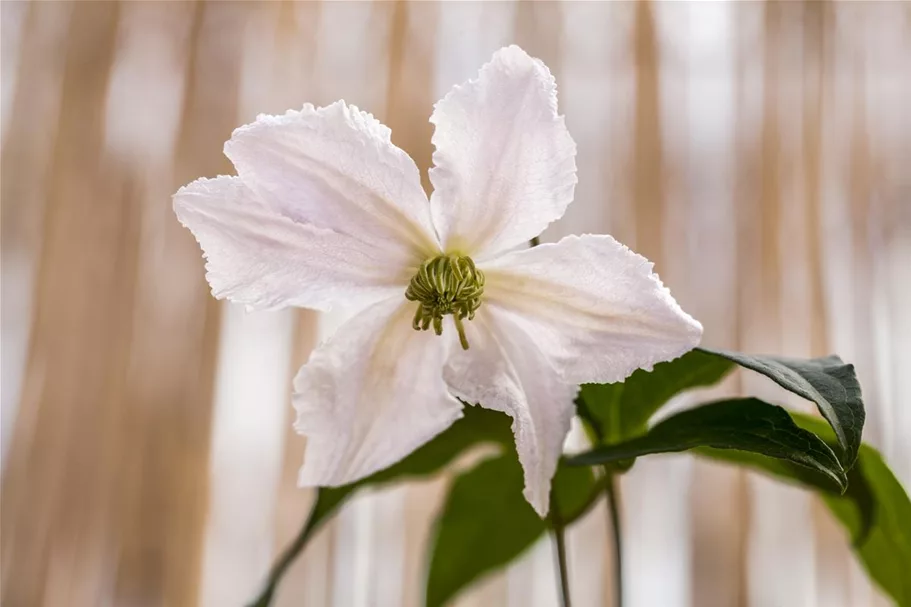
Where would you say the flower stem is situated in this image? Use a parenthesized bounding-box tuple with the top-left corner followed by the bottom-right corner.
(247, 516, 315, 607)
(551, 522, 573, 607)
(605, 471, 623, 607)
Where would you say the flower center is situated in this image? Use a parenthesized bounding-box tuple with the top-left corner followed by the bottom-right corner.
(405, 254, 485, 350)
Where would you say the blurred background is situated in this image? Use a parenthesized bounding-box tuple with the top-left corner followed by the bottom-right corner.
(2, 1, 909, 606)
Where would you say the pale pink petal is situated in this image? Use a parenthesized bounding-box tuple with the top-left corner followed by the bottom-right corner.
(295, 297, 464, 485)
(428, 45, 577, 258)
(481, 234, 703, 385)
(225, 100, 440, 260)
(174, 176, 407, 312)
(444, 307, 577, 516)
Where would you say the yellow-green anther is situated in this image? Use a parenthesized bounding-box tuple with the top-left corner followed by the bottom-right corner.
(405, 254, 484, 350)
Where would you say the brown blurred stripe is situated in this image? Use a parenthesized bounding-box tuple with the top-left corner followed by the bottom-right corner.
(2, 2, 126, 605)
(0, 0, 72, 470)
(112, 2, 251, 606)
(383, 0, 438, 196)
(802, 0, 830, 359)
(631, 0, 664, 264)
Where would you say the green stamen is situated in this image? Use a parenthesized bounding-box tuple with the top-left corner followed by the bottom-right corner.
(405, 254, 484, 350)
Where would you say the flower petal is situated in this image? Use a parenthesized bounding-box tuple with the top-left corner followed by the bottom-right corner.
(481, 234, 703, 385)
(444, 308, 577, 516)
(174, 176, 408, 312)
(225, 100, 440, 259)
(428, 45, 577, 258)
(295, 297, 464, 486)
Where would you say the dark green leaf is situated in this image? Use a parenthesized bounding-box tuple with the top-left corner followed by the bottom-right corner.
(699, 348, 864, 469)
(425, 455, 545, 607)
(248, 405, 512, 607)
(425, 456, 598, 607)
(697, 413, 911, 606)
(577, 349, 733, 443)
(568, 398, 847, 491)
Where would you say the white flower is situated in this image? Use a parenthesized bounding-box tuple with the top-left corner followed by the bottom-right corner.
(174, 46, 702, 516)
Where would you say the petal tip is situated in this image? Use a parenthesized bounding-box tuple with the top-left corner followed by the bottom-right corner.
(493, 44, 545, 71)
(525, 486, 551, 518)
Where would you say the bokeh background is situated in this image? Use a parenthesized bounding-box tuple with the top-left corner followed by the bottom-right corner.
(2, 1, 909, 606)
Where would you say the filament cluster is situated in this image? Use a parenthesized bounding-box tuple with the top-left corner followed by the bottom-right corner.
(405, 254, 485, 350)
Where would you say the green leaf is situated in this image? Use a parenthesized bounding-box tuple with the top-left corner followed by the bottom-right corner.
(425, 456, 598, 607)
(568, 398, 847, 491)
(425, 455, 544, 607)
(248, 405, 512, 607)
(698, 413, 911, 606)
(577, 349, 734, 443)
(699, 348, 864, 469)
(787, 415, 910, 605)
(826, 448, 911, 606)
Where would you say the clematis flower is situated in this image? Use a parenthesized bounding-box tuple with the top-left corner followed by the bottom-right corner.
(174, 46, 702, 515)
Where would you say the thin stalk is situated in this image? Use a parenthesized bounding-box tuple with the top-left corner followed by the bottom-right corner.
(605, 472, 623, 607)
(247, 520, 315, 607)
(247, 497, 331, 607)
(551, 523, 572, 607)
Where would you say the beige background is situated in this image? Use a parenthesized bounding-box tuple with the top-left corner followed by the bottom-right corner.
(2, 2, 909, 606)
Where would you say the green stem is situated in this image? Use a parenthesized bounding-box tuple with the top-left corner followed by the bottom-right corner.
(247, 501, 326, 607)
(605, 472, 623, 607)
(247, 525, 311, 607)
(551, 523, 573, 607)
